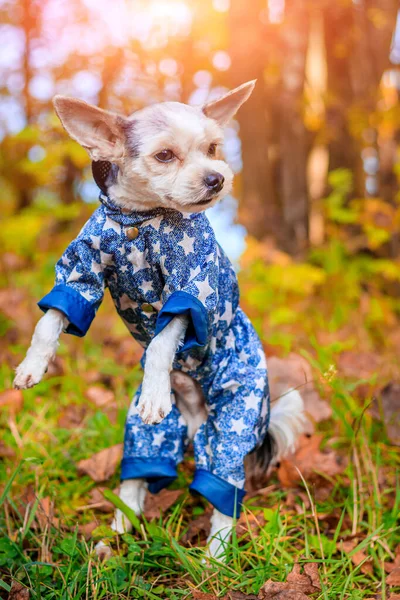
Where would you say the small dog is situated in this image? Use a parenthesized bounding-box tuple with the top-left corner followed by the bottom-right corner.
(14, 81, 306, 560)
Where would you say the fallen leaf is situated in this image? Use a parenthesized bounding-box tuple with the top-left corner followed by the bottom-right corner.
(389, 595, 400, 600)
(191, 592, 217, 600)
(340, 539, 373, 575)
(387, 568, 400, 586)
(78, 521, 99, 539)
(258, 580, 310, 600)
(259, 563, 320, 599)
(0, 389, 23, 413)
(268, 354, 331, 428)
(9, 581, 29, 600)
(302, 563, 321, 590)
(46, 356, 65, 377)
(286, 564, 320, 593)
(85, 386, 115, 408)
(0, 440, 15, 458)
(86, 487, 115, 512)
(278, 434, 346, 488)
(385, 545, 400, 573)
(57, 404, 87, 429)
(338, 351, 381, 380)
(181, 510, 212, 545)
(77, 444, 123, 482)
(371, 383, 400, 445)
(144, 489, 183, 520)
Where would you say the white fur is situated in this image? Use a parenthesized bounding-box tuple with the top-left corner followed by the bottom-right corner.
(95, 478, 148, 560)
(137, 315, 188, 424)
(269, 389, 307, 461)
(14, 309, 67, 389)
(206, 509, 234, 560)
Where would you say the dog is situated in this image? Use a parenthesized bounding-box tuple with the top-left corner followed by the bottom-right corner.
(14, 81, 306, 560)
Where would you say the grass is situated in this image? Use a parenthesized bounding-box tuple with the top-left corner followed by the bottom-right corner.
(0, 338, 399, 599)
(0, 212, 399, 598)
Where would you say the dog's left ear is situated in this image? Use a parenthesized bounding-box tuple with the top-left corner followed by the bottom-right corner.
(203, 80, 256, 126)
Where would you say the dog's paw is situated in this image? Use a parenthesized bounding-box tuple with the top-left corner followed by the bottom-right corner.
(95, 541, 112, 561)
(137, 371, 172, 424)
(13, 356, 48, 389)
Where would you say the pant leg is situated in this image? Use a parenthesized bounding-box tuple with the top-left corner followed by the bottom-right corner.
(190, 345, 269, 517)
(122, 384, 188, 493)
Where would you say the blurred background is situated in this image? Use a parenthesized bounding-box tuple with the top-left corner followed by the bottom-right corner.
(1, 0, 400, 364)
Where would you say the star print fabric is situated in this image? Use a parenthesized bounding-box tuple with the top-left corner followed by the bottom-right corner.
(38, 194, 270, 517)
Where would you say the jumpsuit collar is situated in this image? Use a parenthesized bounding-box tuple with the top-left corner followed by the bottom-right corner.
(99, 193, 178, 227)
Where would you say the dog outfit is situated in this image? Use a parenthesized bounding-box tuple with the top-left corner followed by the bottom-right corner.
(39, 193, 270, 517)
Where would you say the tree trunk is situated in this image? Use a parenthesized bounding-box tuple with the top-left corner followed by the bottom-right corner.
(277, 0, 310, 253)
(229, 0, 281, 241)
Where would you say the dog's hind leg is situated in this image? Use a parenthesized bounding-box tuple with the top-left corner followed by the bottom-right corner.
(95, 478, 147, 560)
(171, 370, 207, 439)
(205, 509, 233, 560)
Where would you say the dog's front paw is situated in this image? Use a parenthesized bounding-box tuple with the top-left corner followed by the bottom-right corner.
(137, 371, 172, 425)
(13, 356, 48, 389)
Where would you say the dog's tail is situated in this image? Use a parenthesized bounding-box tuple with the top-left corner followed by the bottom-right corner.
(246, 389, 307, 484)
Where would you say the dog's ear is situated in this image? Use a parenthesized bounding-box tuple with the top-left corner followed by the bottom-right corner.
(203, 80, 256, 126)
(53, 96, 128, 162)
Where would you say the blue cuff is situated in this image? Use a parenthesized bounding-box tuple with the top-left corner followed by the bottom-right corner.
(121, 457, 177, 494)
(38, 284, 96, 337)
(155, 291, 208, 352)
(189, 469, 246, 518)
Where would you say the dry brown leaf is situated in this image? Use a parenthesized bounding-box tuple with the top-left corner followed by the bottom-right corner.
(385, 546, 400, 573)
(78, 521, 99, 539)
(371, 383, 400, 445)
(258, 580, 310, 600)
(57, 404, 87, 429)
(278, 434, 345, 488)
(85, 487, 115, 512)
(191, 592, 217, 600)
(286, 564, 321, 593)
(338, 351, 381, 380)
(268, 354, 331, 428)
(181, 510, 212, 545)
(85, 386, 115, 408)
(389, 595, 400, 600)
(9, 581, 30, 600)
(302, 563, 321, 590)
(144, 489, 183, 520)
(387, 568, 400, 587)
(77, 444, 123, 482)
(259, 563, 320, 599)
(0, 389, 23, 413)
(0, 440, 15, 458)
(340, 539, 373, 575)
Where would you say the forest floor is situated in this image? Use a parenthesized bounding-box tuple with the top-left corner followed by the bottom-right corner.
(0, 203, 400, 599)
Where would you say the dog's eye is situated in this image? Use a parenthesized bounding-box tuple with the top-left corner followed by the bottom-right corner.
(208, 143, 217, 157)
(155, 149, 175, 163)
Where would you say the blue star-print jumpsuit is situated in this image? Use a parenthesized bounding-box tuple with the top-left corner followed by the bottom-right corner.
(39, 194, 270, 517)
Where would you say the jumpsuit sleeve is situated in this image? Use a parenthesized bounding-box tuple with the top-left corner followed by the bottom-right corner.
(155, 216, 219, 353)
(38, 221, 105, 337)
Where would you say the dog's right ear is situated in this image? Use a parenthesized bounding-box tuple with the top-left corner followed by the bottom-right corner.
(53, 96, 128, 162)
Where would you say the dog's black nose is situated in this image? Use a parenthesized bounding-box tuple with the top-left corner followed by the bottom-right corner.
(204, 172, 224, 193)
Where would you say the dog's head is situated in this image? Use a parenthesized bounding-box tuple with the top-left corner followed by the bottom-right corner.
(53, 81, 255, 213)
